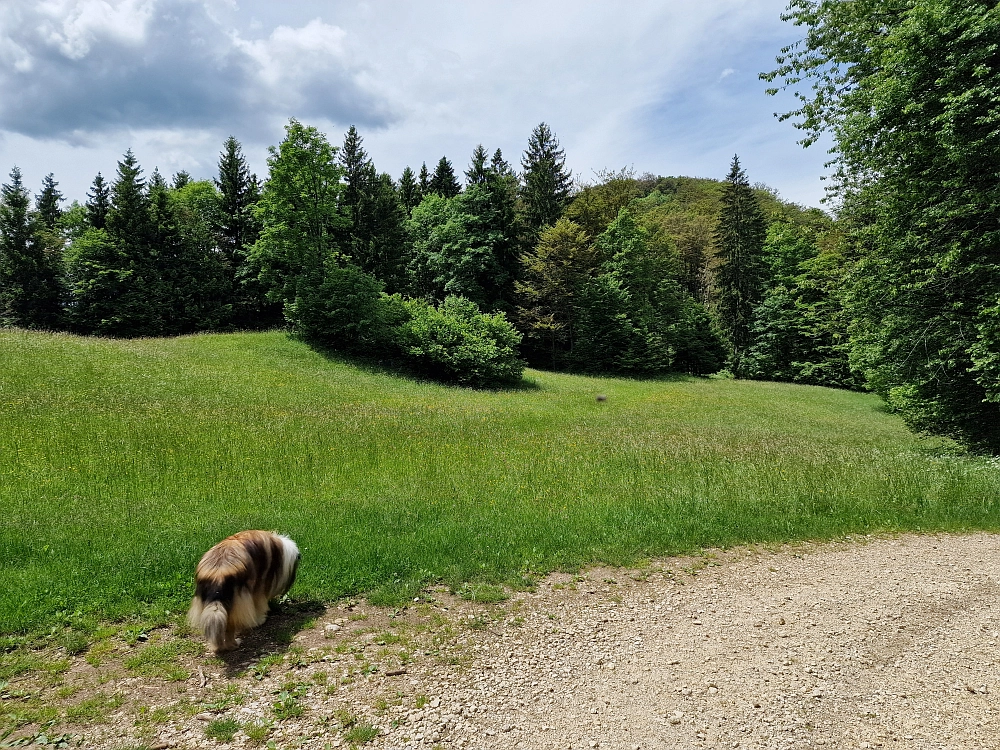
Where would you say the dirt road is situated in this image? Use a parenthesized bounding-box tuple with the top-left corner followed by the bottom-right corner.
(57, 534, 1000, 749)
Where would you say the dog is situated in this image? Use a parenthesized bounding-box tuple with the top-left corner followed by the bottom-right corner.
(187, 530, 300, 653)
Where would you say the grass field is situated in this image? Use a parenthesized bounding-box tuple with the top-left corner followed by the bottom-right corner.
(2, 329, 998, 636)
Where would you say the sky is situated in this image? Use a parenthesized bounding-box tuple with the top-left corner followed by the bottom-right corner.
(0, 0, 834, 209)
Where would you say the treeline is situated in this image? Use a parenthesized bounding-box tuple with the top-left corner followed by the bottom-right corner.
(0, 119, 844, 392)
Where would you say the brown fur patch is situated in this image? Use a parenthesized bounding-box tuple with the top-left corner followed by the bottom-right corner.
(188, 531, 299, 652)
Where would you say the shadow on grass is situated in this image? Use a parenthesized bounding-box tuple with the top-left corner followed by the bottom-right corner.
(215, 597, 326, 679)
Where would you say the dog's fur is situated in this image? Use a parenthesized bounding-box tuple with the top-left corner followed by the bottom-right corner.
(187, 531, 300, 652)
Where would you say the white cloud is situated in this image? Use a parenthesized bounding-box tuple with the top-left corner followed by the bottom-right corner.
(0, 0, 394, 140)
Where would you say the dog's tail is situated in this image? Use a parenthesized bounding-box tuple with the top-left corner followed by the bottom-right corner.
(188, 597, 228, 652)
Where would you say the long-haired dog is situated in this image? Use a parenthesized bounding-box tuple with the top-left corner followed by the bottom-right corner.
(187, 531, 300, 653)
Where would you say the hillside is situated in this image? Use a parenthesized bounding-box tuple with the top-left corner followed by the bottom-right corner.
(1, 329, 998, 635)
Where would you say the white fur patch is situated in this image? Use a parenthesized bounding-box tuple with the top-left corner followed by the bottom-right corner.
(275, 534, 300, 597)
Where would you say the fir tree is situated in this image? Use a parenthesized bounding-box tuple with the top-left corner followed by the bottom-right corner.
(172, 170, 192, 189)
(714, 155, 767, 378)
(35, 173, 63, 230)
(428, 156, 461, 198)
(465, 144, 489, 186)
(0, 167, 63, 329)
(520, 122, 572, 233)
(398, 166, 420, 215)
(85, 172, 110, 230)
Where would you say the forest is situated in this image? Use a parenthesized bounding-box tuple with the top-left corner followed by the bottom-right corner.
(1, 0, 998, 452)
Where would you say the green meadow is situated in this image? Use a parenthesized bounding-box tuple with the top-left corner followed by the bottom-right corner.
(2, 329, 998, 634)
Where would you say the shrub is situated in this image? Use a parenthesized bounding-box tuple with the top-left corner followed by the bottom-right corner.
(286, 263, 391, 353)
(391, 295, 524, 387)
(287, 263, 523, 387)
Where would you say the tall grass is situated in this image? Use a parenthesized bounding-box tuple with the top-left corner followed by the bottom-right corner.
(1, 329, 998, 633)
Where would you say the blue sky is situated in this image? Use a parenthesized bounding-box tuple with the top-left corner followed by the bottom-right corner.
(0, 0, 833, 208)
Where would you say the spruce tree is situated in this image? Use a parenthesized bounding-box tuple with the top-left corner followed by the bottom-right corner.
(428, 156, 461, 198)
(490, 148, 515, 178)
(520, 122, 572, 234)
(364, 172, 409, 293)
(418, 162, 430, 196)
(172, 170, 192, 189)
(340, 125, 371, 230)
(85, 172, 110, 230)
(107, 150, 151, 247)
(216, 136, 259, 266)
(0, 167, 63, 329)
(104, 149, 161, 336)
(465, 144, 489, 186)
(36, 174, 63, 230)
(398, 166, 420, 215)
(215, 136, 272, 327)
(714, 155, 767, 378)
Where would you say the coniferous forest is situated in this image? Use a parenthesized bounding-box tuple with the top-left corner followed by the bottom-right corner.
(1, 0, 998, 452)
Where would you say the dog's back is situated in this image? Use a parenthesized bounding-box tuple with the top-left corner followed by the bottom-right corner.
(188, 531, 300, 652)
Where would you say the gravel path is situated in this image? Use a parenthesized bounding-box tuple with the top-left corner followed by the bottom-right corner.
(59, 533, 1000, 749)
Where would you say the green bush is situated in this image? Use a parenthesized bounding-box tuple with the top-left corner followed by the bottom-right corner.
(286, 263, 391, 353)
(288, 264, 523, 387)
(391, 295, 524, 387)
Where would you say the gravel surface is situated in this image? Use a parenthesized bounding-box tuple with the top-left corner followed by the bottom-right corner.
(35, 533, 1000, 749)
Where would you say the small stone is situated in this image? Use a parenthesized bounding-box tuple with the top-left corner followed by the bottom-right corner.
(708, 687, 718, 695)
(195, 712, 213, 721)
(325, 623, 341, 633)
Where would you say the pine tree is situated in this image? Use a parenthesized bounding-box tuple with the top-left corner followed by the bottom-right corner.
(520, 122, 572, 234)
(85, 172, 110, 230)
(418, 162, 430, 196)
(398, 166, 420, 215)
(465, 145, 489, 187)
(35, 174, 63, 230)
(0, 167, 63, 329)
(428, 156, 461, 198)
(714, 155, 767, 378)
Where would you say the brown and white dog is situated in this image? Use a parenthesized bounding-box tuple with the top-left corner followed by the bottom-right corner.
(187, 531, 300, 652)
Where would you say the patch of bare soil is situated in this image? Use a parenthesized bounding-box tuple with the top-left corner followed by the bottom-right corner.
(4, 533, 1000, 750)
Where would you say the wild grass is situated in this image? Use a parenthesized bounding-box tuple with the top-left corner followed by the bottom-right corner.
(1, 329, 998, 634)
